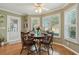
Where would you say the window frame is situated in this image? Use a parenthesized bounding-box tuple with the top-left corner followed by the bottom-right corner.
(42, 16, 51, 31)
(42, 14, 61, 38)
(50, 14, 61, 38)
(30, 17, 40, 30)
(64, 5, 78, 43)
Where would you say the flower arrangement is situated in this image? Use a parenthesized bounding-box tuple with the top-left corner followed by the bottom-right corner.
(36, 27, 40, 31)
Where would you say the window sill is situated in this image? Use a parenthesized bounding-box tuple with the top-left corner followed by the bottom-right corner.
(64, 38, 79, 44)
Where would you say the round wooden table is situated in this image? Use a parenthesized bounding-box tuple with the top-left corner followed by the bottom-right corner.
(28, 36, 45, 54)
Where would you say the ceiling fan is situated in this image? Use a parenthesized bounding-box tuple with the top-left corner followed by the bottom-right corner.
(34, 3, 49, 13)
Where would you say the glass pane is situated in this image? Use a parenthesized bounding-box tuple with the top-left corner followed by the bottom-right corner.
(51, 16, 59, 26)
(32, 19, 38, 27)
(64, 9, 76, 39)
(69, 10, 76, 24)
(51, 15, 60, 36)
(52, 25, 59, 36)
(42, 16, 51, 31)
(68, 26, 76, 39)
(31, 17, 40, 30)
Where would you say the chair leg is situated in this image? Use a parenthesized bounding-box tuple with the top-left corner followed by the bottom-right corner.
(48, 45, 53, 55)
(39, 43, 41, 55)
(20, 46, 24, 54)
(47, 47, 49, 55)
(34, 44, 37, 52)
(46, 45, 49, 55)
(51, 45, 53, 51)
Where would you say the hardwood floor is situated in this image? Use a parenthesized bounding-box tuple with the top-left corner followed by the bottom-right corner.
(0, 43, 22, 55)
(53, 44, 76, 55)
(0, 42, 76, 55)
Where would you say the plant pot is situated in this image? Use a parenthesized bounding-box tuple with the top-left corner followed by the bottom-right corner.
(0, 42, 4, 47)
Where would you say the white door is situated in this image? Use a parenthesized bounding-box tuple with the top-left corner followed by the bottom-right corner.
(7, 15, 21, 44)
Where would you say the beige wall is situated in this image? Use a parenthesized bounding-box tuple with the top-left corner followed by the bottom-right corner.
(21, 15, 28, 32)
(0, 13, 7, 42)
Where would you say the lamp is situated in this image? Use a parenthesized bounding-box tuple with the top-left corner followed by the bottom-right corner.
(34, 3, 43, 13)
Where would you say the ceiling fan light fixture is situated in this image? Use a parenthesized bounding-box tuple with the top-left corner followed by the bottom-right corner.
(34, 3, 43, 13)
(35, 8, 42, 13)
(35, 9, 38, 13)
(38, 8, 42, 13)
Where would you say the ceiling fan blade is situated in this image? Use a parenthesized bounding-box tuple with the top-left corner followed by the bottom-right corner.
(34, 3, 44, 7)
(43, 8, 49, 10)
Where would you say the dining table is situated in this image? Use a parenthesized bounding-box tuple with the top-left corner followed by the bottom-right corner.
(28, 33, 45, 54)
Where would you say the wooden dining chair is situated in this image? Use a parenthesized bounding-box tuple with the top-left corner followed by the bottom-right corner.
(20, 32, 37, 55)
(40, 34, 53, 55)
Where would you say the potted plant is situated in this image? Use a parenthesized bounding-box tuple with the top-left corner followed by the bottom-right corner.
(0, 38, 4, 47)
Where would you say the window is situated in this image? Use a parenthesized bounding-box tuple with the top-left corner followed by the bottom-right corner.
(64, 7, 77, 41)
(42, 14, 61, 37)
(31, 17, 40, 30)
(51, 14, 61, 37)
(42, 16, 51, 31)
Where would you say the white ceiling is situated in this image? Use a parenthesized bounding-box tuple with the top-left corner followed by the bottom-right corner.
(0, 3, 66, 15)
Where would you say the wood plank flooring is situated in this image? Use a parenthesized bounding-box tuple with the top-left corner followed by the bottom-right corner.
(0, 43, 76, 55)
(53, 44, 76, 55)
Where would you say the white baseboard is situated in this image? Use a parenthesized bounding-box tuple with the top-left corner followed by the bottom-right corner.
(53, 42, 79, 55)
(7, 40, 21, 44)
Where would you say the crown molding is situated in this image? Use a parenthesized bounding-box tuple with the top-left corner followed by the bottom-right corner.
(0, 8, 23, 16)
